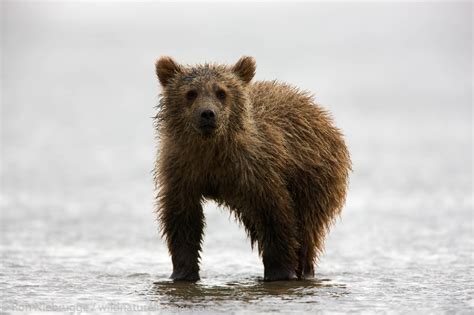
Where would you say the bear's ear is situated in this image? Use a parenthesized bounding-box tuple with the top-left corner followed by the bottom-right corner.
(232, 56, 256, 84)
(155, 56, 183, 87)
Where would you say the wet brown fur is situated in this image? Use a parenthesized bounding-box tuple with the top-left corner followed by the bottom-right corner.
(154, 56, 351, 281)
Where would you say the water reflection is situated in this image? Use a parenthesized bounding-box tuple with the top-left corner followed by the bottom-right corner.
(146, 277, 348, 308)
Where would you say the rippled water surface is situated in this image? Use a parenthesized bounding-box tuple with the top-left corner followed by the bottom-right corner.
(1, 2, 472, 313)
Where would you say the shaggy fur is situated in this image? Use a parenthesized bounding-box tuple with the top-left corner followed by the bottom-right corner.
(154, 56, 351, 281)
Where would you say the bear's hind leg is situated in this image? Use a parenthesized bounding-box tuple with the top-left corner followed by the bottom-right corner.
(301, 239, 316, 279)
(288, 173, 328, 280)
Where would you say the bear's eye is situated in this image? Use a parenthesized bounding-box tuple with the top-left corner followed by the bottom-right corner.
(186, 90, 198, 101)
(215, 89, 226, 101)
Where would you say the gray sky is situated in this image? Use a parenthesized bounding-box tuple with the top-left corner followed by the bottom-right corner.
(1, 1, 472, 193)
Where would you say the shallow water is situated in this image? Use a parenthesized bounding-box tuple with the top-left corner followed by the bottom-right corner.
(1, 1, 473, 313)
(1, 117, 472, 313)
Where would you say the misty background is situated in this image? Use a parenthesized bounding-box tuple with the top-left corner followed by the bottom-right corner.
(1, 1, 472, 312)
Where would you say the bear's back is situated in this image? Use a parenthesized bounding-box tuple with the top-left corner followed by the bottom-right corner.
(248, 80, 326, 131)
(248, 80, 345, 167)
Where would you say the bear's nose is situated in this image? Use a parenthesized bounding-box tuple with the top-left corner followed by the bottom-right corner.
(200, 109, 215, 121)
(197, 108, 217, 131)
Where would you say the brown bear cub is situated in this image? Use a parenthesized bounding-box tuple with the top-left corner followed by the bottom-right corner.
(154, 56, 351, 281)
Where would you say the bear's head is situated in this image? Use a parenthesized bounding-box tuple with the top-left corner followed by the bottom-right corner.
(155, 56, 256, 140)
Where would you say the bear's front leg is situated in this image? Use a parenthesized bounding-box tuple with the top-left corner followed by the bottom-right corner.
(260, 212, 299, 281)
(158, 189, 204, 281)
(247, 189, 300, 281)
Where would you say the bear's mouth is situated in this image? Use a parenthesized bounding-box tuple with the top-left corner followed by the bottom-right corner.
(198, 123, 217, 135)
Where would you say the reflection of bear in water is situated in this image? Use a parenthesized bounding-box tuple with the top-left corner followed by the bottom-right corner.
(154, 56, 351, 281)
